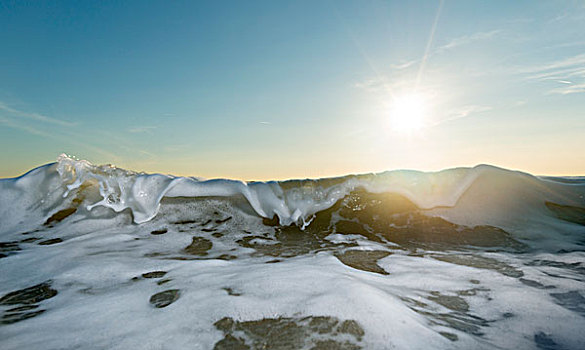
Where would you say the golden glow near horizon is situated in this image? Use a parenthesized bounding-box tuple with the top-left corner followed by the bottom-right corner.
(0, 3, 584, 180)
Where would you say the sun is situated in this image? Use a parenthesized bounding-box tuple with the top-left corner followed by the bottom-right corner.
(388, 93, 427, 133)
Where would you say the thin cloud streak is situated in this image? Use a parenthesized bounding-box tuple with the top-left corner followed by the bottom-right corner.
(548, 83, 585, 95)
(0, 102, 76, 127)
(519, 53, 585, 94)
(520, 53, 585, 75)
(434, 30, 502, 54)
(430, 105, 492, 127)
(526, 67, 585, 81)
(128, 126, 157, 134)
(388, 29, 502, 73)
(0, 115, 119, 160)
(389, 60, 418, 70)
(0, 116, 52, 137)
(353, 78, 388, 92)
(0, 103, 123, 161)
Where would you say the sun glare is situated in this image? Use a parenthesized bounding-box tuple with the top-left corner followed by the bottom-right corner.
(389, 94, 427, 133)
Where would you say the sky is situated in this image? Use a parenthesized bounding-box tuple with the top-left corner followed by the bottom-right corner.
(1, 0, 584, 180)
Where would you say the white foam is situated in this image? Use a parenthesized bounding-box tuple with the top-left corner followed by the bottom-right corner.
(1, 175, 584, 349)
(2, 155, 585, 246)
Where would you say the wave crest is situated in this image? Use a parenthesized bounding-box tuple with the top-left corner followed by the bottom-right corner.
(1, 155, 584, 250)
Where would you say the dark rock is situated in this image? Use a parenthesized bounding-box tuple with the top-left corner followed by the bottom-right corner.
(311, 340, 361, 350)
(338, 320, 365, 340)
(214, 317, 235, 332)
(222, 287, 241, 296)
(213, 334, 250, 350)
(173, 220, 197, 225)
(213, 316, 363, 349)
(534, 331, 557, 350)
(44, 208, 76, 226)
(217, 254, 238, 261)
(151, 228, 168, 235)
(1, 309, 45, 325)
(439, 332, 458, 341)
(432, 254, 524, 278)
(0, 241, 20, 252)
(428, 292, 470, 313)
(262, 215, 280, 226)
(149, 289, 180, 308)
(6, 305, 39, 312)
(142, 271, 167, 279)
(545, 201, 585, 226)
(335, 250, 391, 275)
(215, 217, 233, 224)
(0, 241, 20, 258)
(519, 278, 555, 289)
(38, 238, 63, 246)
(308, 316, 338, 334)
(183, 237, 212, 255)
(0, 281, 58, 305)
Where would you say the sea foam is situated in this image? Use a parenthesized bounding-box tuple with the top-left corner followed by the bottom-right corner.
(1, 156, 584, 349)
(1, 154, 584, 249)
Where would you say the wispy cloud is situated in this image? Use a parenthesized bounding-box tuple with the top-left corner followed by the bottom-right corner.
(527, 67, 585, 81)
(0, 116, 52, 137)
(521, 53, 585, 75)
(0, 102, 75, 127)
(390, 60, 419, 70)
(128, 126, 157, 134)
(514, 100, 527, 107)
(0, 102, 74, 138)
(435, 30, 502, 54)
(519, 53, 585, 95)
(548, 11, 585, 24)
(0, 115, 119, 160)
(548, 83, 585, 95)
(163, 144, 189, 153)
(95, 130, 156, 159)
(353, 78, 387, 92)
(433, 105, 492, 126)
(505, 17, 535, 24)
(387, 29, 502, 72)
(0, 102, 121, 160)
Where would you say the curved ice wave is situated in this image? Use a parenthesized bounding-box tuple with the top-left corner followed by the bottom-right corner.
(50, 155, 487, 225)
(1, 155, 584, 237)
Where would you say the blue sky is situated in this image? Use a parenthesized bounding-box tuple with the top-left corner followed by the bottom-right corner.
(1, 0, 584, 179)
